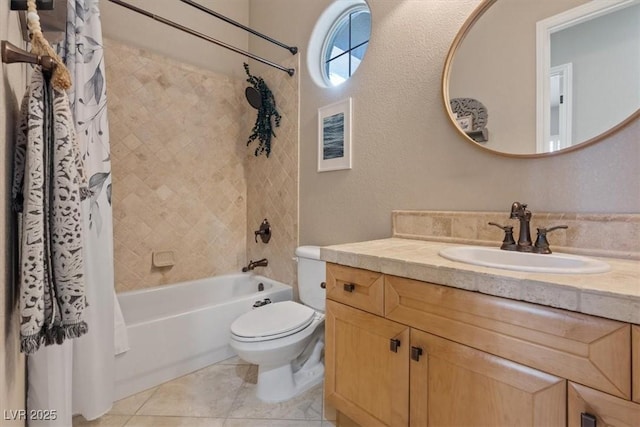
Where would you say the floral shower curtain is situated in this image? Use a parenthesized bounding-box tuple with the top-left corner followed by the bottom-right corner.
(28, 0, 116, 424)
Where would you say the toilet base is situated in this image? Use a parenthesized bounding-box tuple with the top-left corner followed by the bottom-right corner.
(255, 339, 325, 403)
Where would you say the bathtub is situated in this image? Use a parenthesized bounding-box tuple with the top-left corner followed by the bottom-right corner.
(114, 273, 292, 400)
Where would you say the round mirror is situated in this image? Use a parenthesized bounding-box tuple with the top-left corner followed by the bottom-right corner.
(443, 0, 640, 157)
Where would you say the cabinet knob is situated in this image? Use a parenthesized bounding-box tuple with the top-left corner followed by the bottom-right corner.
(410, 346, 423, 361)
(320, 282, 326, 289)
(580, 413, 596, 427)
(343, 283, 355, 292)
(389, 338, 401, 353)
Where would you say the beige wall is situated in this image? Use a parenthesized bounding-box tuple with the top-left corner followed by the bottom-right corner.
(1, 3, 26, 425)
(106, 39, 249, 292)
(248, 0, 640, 247)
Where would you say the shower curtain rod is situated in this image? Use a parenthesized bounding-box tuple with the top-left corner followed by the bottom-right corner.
(178, 0, 298, 55)
(106, 0, 295, 77)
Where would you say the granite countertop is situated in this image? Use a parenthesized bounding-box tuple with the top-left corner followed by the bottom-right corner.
(320, 238, 640, 324)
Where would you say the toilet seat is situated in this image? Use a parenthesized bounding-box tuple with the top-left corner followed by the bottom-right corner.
(231, 301, 316, 342)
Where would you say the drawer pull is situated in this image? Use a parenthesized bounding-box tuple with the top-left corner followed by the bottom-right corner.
(580, 413, 596, 427)
(390, 338, 401, 353)
(320, 282, 326, 289)
(343, 283, 355, 292)
(410, 346, 423, 362)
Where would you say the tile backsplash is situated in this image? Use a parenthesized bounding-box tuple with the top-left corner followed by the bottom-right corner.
(393, 210, 640, 260)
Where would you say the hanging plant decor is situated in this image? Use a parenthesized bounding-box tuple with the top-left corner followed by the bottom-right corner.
(244, 63, 281, 157)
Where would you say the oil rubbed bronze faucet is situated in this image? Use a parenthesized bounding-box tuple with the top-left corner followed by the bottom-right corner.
(510, 201, 533, 252)
(490, 202, 568, 254)
(242, 258, 269, 272)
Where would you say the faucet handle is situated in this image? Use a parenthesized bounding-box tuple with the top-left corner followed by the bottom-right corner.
(534, 225, 568, 254)
(254, 219, 271, 243)
(488, 222, 517, 251)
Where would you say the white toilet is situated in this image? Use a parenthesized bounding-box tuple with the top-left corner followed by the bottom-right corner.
(229, 246, 326, 403)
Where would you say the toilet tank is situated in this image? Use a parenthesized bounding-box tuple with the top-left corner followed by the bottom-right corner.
(295, 246, 326, 312)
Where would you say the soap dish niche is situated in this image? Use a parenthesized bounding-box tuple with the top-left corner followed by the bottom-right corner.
(152, 251, 175, 268)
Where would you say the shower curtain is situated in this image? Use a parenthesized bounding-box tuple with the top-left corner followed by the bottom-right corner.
(28, 0, 117, 424)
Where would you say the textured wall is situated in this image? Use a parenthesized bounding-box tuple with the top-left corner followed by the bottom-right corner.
(0, 4, 26, 425)
(248, 0, 640, 247)
(245, 56, 300, 292)
(106, 39, 248, 292)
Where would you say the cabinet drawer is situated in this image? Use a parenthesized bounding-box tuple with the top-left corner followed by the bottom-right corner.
(326, 263, 384, 316)
(569, 382, 640, 427)
(385, 275, 631, 399)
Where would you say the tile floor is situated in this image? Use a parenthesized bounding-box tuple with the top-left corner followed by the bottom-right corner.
(73, 357, 336, 427)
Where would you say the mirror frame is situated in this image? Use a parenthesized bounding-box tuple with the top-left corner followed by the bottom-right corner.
(442, 0, 640, 158)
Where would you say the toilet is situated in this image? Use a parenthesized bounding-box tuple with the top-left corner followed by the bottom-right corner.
(229, 246, 326, 403)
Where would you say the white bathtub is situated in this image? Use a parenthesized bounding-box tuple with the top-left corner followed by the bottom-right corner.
(114, 273, 292, 400)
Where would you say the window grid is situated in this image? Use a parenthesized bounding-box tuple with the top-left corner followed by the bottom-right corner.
(324, 9, 370, 84)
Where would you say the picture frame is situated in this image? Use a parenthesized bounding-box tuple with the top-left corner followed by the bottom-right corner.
(318, 98, 352, 172)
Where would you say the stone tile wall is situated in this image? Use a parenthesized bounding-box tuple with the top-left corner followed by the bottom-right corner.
(106, 39, 249, 292)
(393, 210, 640, 259)
(245, 56, 300, 294)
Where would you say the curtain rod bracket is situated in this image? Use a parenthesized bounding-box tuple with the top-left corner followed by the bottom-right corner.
(177, 0, 298, 56)
(1, 40, 56, 71)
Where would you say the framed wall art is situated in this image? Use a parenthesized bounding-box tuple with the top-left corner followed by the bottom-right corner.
(318, 98, 352, 172)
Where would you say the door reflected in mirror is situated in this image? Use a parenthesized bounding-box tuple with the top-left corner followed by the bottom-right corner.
(444, 0, 640, 157)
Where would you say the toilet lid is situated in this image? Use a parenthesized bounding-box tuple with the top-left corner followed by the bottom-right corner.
(231, 301, 315, 340)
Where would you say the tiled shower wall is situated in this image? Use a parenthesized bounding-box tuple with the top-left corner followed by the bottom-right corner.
(245, 56, 300, 291)
(106, 39, 248, 292)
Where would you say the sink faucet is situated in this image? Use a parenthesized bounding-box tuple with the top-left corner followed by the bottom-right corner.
(510, 202, 533, 252)
(242, 258, 268, 272)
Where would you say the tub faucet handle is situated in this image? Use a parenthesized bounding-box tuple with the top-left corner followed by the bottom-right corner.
(254, 219, 271, 243)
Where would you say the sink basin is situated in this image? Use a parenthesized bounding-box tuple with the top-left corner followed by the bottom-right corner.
(438, 246, 610, 274)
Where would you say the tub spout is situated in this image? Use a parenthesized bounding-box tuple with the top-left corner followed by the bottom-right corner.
(242, 258, 269, 272)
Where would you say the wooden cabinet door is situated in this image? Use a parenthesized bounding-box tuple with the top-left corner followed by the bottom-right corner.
(568, 382, 640, 427)
(409, 329, 566, 427)
(633, 325, 640, 404)
(325, 300, 409, 427)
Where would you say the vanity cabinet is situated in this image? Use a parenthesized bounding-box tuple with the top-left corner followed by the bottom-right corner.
(324, 263, 640, 427)
(325, 300, 566, 426)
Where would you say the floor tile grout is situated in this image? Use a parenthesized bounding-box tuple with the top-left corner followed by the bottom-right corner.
(73, 355, 333, 426)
